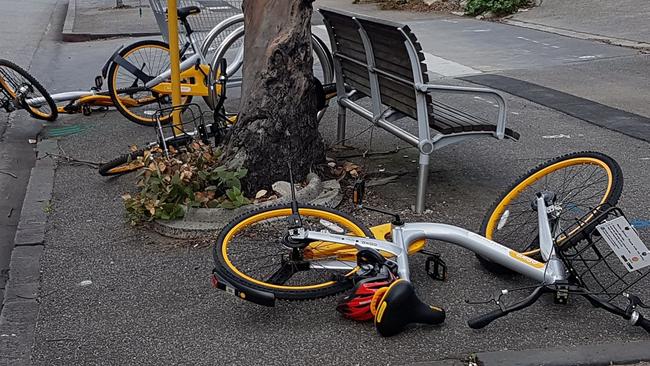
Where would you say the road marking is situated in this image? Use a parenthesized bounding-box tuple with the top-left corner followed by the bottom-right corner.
(422, 52, 482, 77)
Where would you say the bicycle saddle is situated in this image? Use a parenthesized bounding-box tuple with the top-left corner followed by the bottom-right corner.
(373, 279, 445, 337)
(177, 6, 200, 20)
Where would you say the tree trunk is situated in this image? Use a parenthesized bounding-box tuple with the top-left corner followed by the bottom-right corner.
(222, 0, 324, 194)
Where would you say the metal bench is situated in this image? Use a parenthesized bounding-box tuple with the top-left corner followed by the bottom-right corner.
(319, 7, 519, 213)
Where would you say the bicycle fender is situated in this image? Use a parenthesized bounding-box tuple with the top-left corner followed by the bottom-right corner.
(210, 269, 276, 307)
(102, 45, 124, 79)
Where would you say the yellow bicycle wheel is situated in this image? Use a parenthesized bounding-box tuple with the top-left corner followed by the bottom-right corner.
(478, 151, 623, 273)
(0, 59, 57, 121)
(213, 204, 374, 301)
(107, 40, 192, 126)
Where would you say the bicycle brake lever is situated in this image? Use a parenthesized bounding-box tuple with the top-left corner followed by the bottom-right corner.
(625, 294, 650, 313)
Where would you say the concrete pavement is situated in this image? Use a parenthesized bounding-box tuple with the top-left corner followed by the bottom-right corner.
(509, 0, 650, 47)
(62, 0, 160, 41)
(2, 0, 650, 364)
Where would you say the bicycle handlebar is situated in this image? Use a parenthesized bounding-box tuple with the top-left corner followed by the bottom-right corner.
(468, 286, 547, 330)
(635, 314, 650, 333)
(467, 308, 506, 329)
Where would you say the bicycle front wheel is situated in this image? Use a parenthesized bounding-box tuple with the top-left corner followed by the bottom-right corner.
(478, 151, 623, 273)
(98, 149, 146, 176)
(107, 40, 192, 126)
(213, 204, 373, 301)
(0, 59, 57, 121)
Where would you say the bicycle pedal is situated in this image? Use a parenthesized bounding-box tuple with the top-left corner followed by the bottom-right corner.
(422, 250, 447, 281)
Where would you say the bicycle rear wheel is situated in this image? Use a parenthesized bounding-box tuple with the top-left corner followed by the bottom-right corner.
(206, 28, 334, 120)
(107, 40, 192, 126)
(98, 149, 146, 176)
(478, 151, 623, 274)
(0, 59, 57, 121)
(213, 204, 373, 301)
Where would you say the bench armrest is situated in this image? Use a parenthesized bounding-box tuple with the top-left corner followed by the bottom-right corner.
(416, 83, 508, 139)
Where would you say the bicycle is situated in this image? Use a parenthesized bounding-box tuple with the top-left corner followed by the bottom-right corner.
(1, 9, 333, 126)
(105, 8, 334, 126)
(0, 57, 176, 122)
(209, 151, 650, 336)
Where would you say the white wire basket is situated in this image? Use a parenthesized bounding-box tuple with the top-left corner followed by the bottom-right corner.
(149, 0, 242, 48)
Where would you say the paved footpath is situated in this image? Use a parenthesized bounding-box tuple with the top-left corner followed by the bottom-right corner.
(508, 0, 650, 46)
(2, 0, 650, 365)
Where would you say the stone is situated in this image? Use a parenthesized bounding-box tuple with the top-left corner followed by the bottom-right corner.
(272, 181, 295, 197)
(423, 0, 441, 5)
(483, 11, 497, 19)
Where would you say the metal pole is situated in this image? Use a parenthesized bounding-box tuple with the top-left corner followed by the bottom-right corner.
(166, 0, 183, 131)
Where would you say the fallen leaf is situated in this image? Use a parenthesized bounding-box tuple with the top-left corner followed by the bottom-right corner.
(255, 190, 267, 199)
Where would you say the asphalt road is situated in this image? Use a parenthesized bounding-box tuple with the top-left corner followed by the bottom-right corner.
(2, 0, 650, 364)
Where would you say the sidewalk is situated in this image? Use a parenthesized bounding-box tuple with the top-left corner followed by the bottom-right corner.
(3, 1, 650, 365)
(507, 0, 650, 49)
(62, 0, 160, 41)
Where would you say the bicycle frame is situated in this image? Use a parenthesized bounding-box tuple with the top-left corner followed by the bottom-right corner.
(291, 194, 569, 285)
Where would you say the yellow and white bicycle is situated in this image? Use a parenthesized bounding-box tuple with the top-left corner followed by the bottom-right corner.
(210, 152, 650, 336)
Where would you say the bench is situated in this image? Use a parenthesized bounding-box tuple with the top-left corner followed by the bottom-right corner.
(318, 8, 519, 213)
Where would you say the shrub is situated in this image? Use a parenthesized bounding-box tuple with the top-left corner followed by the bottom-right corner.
(465, 0, 529, 16)
(122, 142, 250, 224)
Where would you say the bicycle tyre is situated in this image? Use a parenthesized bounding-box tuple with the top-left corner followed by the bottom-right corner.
(0, 59, 57, 121)
(107, 40, 192, 126)
(477, 151, 623, 274)
(205, 27, 334, 120)
(98, 149, 146, 176)
(213, 203, 374, 301)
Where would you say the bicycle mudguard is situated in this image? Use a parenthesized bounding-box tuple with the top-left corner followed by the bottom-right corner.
(101, 45, 124, 79)
(210, 269, 276, 307)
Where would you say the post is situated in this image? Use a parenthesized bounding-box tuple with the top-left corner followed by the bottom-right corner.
(166, 0, 183, 132)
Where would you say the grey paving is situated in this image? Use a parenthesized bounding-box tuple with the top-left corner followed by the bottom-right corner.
(476, 340, 650, 366)
(492, 54, 650, 119)
(3, 0, 650, 364)
(28, 67, 650, 365)
(461, 74, 650, 142)
(511, 0, 650, 45)
(62, 0, 160, 41)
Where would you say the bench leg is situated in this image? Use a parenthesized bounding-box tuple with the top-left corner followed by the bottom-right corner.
(415, 153, 430, 213)
(337, 106, 346, 143)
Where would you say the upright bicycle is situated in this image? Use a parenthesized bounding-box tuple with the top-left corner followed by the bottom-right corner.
(105, 7, 334, 126)
(210, 152, 650, 336)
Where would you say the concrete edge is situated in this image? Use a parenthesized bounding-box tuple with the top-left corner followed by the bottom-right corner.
(61, 0, 160, 42)
(475, 340, 650, 366)
(0, 139, 57, 364)
(152, 175, 343, 239)
(502, 19, 650, 51)
(61, 0, 75, 37)
(62, 31, 161, 43)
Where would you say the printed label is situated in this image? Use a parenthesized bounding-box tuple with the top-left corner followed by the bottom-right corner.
(597, 216, 650, 272)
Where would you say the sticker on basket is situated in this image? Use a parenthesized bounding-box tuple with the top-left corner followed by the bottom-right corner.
(596, 216, 650, 272)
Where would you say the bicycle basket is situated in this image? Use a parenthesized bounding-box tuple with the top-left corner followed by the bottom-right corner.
(557, 205, 650, 308)
(152, 103, 212, 155)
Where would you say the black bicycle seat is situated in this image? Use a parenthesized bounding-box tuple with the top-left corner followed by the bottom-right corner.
(374, 280, 445, 337)
(177, 6, 200, 20)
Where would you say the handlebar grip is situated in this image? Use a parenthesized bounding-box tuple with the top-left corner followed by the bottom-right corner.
(635, 314, 650, 333)
(468, 309, 506, 329)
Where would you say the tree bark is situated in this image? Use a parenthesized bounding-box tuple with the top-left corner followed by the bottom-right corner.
(222, 0, 325, 194)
